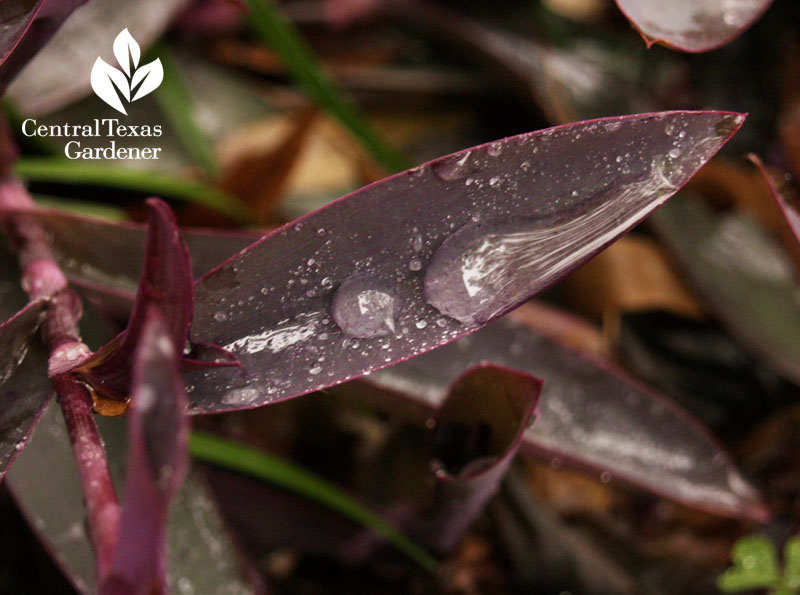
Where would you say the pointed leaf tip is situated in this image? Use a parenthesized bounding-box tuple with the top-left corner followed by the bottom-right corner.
(72, 198, 195, 413)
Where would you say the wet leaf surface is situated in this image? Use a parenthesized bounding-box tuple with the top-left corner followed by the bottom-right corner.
(365, 312, 768, 520)
(0, 298, 49, 480)
(5, 400, 257, 594)
(652, 193, 800, 385)
(182, 111, 744, 413)
(101, 309, 189, 594)
(615, 0, 774, 52)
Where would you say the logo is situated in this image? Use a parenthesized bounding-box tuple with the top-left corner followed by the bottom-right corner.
(90, 29, 163, 115)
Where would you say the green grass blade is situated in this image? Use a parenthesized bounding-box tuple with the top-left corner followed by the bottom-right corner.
(14, 158, 255, 222)
(152, 43, 220, 175)
(189, 431, 439, 573)
(242, 0, 410, 173)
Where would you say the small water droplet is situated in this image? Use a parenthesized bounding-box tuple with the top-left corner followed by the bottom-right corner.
(307, 258, 316, 266)
(309, 365, 322, 375)
(213, 311, 228, 322)
(489, 175, 501, 187)
(332, 275, 401, 338)
(600, 471, 611, 483)
(664, 121, 676, 136)
(321, 277, 334, 289)
(408, 164, 425, 178)
(409, 258, 422, 271)
(668, 147, 681, 159)
(615, 155, 623, 163)
(317, 227, 327, 236)
(486, 141, 504, 157)
(411, 229, 423, 252)
(431, 151, 473, 181)
(520, 160, 531, 172)
(415, 320, 428, 329)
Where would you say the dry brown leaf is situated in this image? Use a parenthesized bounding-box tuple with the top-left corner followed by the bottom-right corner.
(560, 234, 705, 325)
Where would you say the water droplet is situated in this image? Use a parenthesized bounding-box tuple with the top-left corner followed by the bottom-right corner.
(321, 277, 334, 289)
(431, 151, 473, 181)
(424, 215, 581, 325)
(332, 276, 401, 338)
(213, 311, 228, 322)
(408, 164, 425, 178)
(486, 141, 504, 157)
(409, 259, 422, 271)
(600, 471, 611, 483)
(489, 175, 501, 187)
(307, 258, 316, 266)
(317, 227, 327, 236)
(309, 365, 322, 375)
(15, 441, 24, 451)
(411, 229, 423, 252)
(520, 160, 531, 172)
(415, 320, 428, 329)
(615, 155, 623, 163)
(664, 121, 676, 136)
(668, 147, 681, 159)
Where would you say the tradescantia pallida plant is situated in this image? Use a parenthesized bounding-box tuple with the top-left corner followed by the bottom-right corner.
(0, 0, 783, 592)
(0, 107, 756, 590)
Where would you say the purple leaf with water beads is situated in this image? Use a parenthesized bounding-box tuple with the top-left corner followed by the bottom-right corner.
(0, 298, 50, 480)
(99, 308, 189, 595)
(183, 111, 745, 414)
(652, 193, 800, 386)
(359, 306, 769, 522)
(71, 198, 196, 415)
(0, 0, 87, 95)
(422, 363, 540, 552)
(615, 0, 774, 53)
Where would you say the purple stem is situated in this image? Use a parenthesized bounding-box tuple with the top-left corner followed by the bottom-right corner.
(0, 177, 121, 578)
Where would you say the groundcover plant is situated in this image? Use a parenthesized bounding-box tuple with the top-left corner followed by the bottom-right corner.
(0, 0, 798, 593)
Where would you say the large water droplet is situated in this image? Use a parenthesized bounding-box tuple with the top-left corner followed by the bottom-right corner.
(431, 151, 473, 181)
(332, 275, 401, 338)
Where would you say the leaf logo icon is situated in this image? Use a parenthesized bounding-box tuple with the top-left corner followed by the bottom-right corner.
(90, 29, 163, 115)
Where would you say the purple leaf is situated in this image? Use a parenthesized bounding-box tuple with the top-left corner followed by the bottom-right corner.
(99, 308, 188, 595)
(0, 298, 50, 480)
(183, 111, 744, 413)
(615, 0, 774, 52)
(6, 0, 189, 115)
(0, 0, 87, 95)
(652, 193, 800, 386)
(6, 401, 260, 594)
(423, 363, 540, 551)
(362, 307, 768, 521)
(73, 198, 194, 414)
(750, 154, 800, 249)
(8, 207, 258, 310)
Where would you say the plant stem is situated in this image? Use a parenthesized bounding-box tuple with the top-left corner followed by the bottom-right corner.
(0, 176, 120, 579)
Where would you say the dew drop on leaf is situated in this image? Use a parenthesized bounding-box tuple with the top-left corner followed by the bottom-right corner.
(332, 275, 401, 338)
(431, 151, 473, 181)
